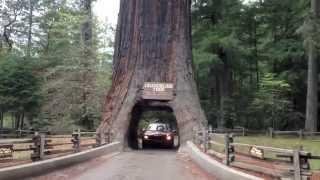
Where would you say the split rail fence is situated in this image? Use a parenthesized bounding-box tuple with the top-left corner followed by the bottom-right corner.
(0, 129, 112, 168)
(193, 128, 320, 180)
(207, 127, 320, 140)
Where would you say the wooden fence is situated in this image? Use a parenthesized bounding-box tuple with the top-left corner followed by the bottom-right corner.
(193, 128, 320, 180)
(0, 130, 112, 167)
(207, 127, 320, 139)
(268, 128, 320, 139)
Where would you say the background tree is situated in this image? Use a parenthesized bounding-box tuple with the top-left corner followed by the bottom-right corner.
(0, 0, 113, 130)
(303, 0, 320, 132)
(192, 0, 311, 130)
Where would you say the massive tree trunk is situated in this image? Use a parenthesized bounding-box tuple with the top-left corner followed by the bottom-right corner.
(305, 0, 319, 132)
(98, 0, 206, 145)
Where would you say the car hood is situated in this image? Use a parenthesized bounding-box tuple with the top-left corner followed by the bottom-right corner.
(144, 131, 167, 136)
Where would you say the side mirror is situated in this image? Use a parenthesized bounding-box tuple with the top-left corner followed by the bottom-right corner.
(172, 130, 177, 133)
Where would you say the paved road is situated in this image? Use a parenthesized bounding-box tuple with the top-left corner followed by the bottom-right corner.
(28, 149, 215, 180)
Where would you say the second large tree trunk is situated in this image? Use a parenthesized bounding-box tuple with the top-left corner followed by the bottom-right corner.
(305, 0, 319, 132)
(98, 0, 206, 145)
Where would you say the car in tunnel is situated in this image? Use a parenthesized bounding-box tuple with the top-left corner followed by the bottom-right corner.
(141, 123, 177, 148)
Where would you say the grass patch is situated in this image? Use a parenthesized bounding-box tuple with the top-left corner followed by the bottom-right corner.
(3, 113, 13, 128)
(235, 136, 320, 170)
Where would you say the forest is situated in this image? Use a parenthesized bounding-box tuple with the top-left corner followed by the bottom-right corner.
(0, 0, 319, 132)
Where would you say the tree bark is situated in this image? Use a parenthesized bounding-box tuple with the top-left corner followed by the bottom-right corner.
(27, 0, 34, 57)
(305, 0, 319, 132)
(98, 0, 206, 145)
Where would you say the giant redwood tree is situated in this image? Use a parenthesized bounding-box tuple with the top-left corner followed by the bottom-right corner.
(98, 0, 206, 146)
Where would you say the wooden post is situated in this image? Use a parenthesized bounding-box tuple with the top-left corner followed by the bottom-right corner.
(207, 126, 212, 150)
(269, 127, 274, 138)
(229, 134, 235, 163)
(78, 129, 81, 148)
(293, 150, 301, 180)
(299, 129, 303, 140)
(207, 135, 212, 150)
(209, 125, 213, 133)
(39, 134, 45, 160)
(31, 132, 44, 161)
(72, 130, 81, 152)
(225, 134, 230, 166)
(17, 129, 22, 137)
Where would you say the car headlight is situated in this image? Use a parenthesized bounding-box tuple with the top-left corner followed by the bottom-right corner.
(144, 135, 149, 139)
(166, 135, 172, 141)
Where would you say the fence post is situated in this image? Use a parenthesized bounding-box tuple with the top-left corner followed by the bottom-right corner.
(72, 129, 81, 152)
(299, 146, 310, 172)
(31, 132, 38, 161)
(225, 134, 230, 166)
(299, 129, 303, 140)
(31, 132, 45, 161)
(40, 134, 45, 160)
(269, 127, 274, 138)
(224, 133, 235, 166)
(207, 135, 212, 151)
(293, 149, 301, 180)
(17, 129, 22, 138)
(209, 125, 213, 133)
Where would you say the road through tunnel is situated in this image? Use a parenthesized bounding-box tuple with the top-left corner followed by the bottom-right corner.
(127, 103, 179, 150)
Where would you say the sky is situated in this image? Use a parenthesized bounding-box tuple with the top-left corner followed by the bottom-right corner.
(93, 0, 256, 26)
(93, 0, 120, 26)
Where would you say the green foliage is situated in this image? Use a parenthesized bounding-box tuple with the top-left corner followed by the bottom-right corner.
(0, 0, 114, 130)
(192, 0, 309, 130)
(0, 55, 42, 114)
(248, 74, 293, 129)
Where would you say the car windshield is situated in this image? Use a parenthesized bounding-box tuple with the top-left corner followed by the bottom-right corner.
(147, 124, 166, 131)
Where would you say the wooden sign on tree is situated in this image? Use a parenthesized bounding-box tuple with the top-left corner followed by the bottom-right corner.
(142, 82, 174, 101)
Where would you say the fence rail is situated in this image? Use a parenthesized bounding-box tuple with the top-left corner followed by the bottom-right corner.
(203, 127, 320, 140)
(0, 129, 113, 168)
(268, 128, 320, 139)
(193, 127, 320, 180)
